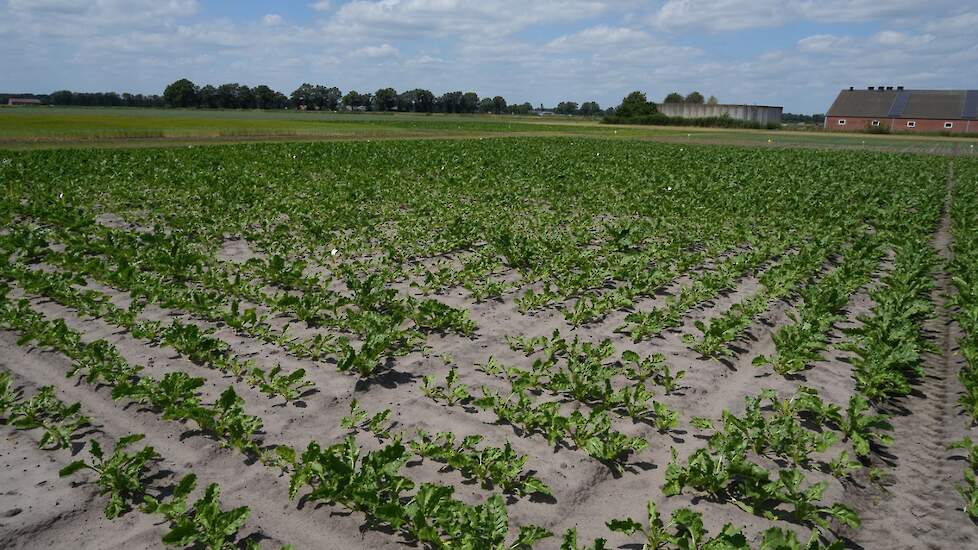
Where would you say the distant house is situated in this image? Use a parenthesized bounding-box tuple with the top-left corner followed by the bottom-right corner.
(825, 87, 978, 133)
(7, 98, 43, 106)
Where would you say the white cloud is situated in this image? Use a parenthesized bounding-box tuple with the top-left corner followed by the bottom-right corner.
(652, 0, 959, 31)
(310, 0, 332, 11)
(797, 34, 852, 53)
(872, 30, 933, 47)
(354, 43, 399, 58)
(923, 11, 978, 31)
(546, 26, 651, 52)
(7, 0, 199, 26)
(329, 0, 612, 39)
(262, 14, 283, 26)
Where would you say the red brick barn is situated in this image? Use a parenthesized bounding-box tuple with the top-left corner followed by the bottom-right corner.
(824, 87, 978, 134)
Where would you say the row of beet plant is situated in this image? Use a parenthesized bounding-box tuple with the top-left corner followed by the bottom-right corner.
(342, 399, 552, 498)
(0, 258, 314, 403)
(0, 372, 276, 549)
(753, 234, 884, 376)
(949, 159, 978, 517)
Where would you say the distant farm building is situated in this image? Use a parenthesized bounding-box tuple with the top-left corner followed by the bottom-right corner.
(656, 103, 783, 125)
(6, 98, 43, 106)
(825, 87, 978, 133)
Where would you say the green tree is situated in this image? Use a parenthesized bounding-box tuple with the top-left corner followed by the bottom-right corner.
(478, 97, 495, 113)
(163, 78, 198, 108)
(253, 85, 277, 109)
(373, 87, 398, 111)
(342, 90, 364, 110)
(318, 86, 342, 110)
(707, 95, 719, 105)
(438, 91, 463, 113)
(492, 96, 507, 114)
(460, 92, 480, 113)
(49, 90, 73, 105)
(198, 85, 217, 108)
(290, 83, 316, 109)
(236, 85, 256, 109)
(556, 101, 579, 115)
(214, 83, 239, 108)
(617, 91, 656, 117)
(663, 92, 684, 104)
(579, 101, 601, 116)
(410, 89, 435, 112)
(685, 91, 705, 104)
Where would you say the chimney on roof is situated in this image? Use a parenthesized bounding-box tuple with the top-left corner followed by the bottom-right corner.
(877, 86, 885, 91)
(897, 86, 904, 90)
(886, 86, 893, 90)
(849, 86, 854, 90)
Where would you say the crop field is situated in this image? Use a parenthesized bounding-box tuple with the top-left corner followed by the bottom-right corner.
(3, 107, 978, 156)
(1, 137, 978, 550)
(0, 108, 665, 145)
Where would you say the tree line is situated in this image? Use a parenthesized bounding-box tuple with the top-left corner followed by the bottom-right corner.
(11, 82, 826, 120)
(159, 79, 603, 115)
(22, 78, 609, 116)
(47, 90, 165, 107)
(662, 91, 718, 105)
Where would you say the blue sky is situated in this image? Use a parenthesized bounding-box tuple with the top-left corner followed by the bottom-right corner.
(2, 1, 975, 113)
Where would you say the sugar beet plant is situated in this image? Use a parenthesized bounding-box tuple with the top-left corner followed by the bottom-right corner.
(950, 160, 978, 421)
(0, 375, 275, 548)
(0, 377, 91, 451)
(950, 159, 978, 517)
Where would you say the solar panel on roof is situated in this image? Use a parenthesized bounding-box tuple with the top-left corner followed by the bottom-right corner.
(964, 91, 978, 119)
(887, 91, 911, 117)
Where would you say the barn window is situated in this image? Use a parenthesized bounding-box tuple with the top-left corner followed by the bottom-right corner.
(871, 120, 880, 127)
(907, 121, 917, 128)
(945, 122, 954, 129)
(837, 119, 846, 126)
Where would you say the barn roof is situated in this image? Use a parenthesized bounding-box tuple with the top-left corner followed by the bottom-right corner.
(827, 89, 978, 119)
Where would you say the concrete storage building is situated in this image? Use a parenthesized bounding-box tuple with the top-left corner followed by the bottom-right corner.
(657, 102, 782, 125)
(6, 98, 42, 106)
(825, 87, 978, 133)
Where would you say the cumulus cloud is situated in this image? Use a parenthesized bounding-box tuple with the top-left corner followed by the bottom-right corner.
(263, 14, 283, 26)
(872, 30, 934, 47)
(652, 0, 959, 31)
(353, 43, 399, 58)
(310, 0, 332, 11)
(546, 26, 651, 52)
(797, 34, 853, 53)
(329, 0, 612, 39)
(7, 0, 199, 26)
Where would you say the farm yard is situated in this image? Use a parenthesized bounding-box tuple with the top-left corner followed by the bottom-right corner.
(1, 136, 978, 550)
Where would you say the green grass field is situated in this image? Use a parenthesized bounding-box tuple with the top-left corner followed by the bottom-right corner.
(2, 106, 977, 155)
